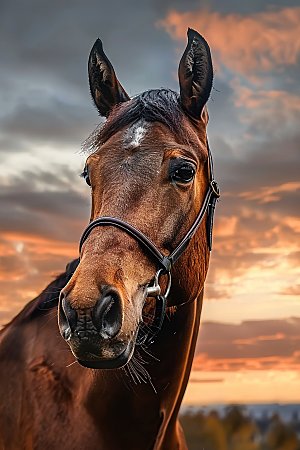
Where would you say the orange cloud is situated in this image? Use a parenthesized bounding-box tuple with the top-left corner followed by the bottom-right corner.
(159, 7, 300, 75)
(281, 285, 300, 296)
(233, 333, 288, 346)
(0, 232, 78, 326)
(233, 85, 300, 131)
(193, 353, 300, 372)
(240, 182, 300, 203)
(193, 318, 300, 372)
(2, 232, 78, 257)
(235, 87, 300, 112)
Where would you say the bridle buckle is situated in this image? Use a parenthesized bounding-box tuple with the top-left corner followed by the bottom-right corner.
(145, 269, 172, 299)
(210, 180, 220, 198)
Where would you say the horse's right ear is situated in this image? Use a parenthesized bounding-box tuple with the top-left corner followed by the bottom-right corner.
(178, 29, 213, 120)
(88, 39, 130, 117)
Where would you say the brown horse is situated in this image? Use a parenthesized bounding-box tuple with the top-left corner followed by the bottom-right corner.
(0, 29, 218, 449)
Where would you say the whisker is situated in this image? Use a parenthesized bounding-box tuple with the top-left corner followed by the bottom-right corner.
(66, 360, 78, 368)
(140, 345, 160, 363)
(131, 352, 157, 394)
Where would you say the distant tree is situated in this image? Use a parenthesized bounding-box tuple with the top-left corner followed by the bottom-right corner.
(181, 406, 300, 450)
(263, 414, 300, 450)
(181, 410, 227, 450)
(222, 405, 259, 450)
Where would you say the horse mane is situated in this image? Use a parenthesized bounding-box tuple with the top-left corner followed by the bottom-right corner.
(84, 88, 187, 151)
(1, 259, 79, 330)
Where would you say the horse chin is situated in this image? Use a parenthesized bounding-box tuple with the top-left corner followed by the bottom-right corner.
(76, 339, 135, 370)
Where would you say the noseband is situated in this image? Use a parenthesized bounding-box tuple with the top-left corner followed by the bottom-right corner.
(79, 141, 220, 344)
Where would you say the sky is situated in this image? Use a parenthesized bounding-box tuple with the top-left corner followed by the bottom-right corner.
(0, 0, 299, 405)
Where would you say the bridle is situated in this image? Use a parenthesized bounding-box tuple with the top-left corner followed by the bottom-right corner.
(79, 140, 220, 344)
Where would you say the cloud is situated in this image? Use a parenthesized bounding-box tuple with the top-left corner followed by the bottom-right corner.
(240, 182, 300, 204)
(0, 167, 90, 324)
(0, 96, 94, 153)
(0, 168, 89, 242)
(194, 317, 300, 371)
(280, 285, 300, 296)
(0, 235, 78, 327)
(189, 377, 224, 383)
(204, 172, 299, 300)
(233, 85, 300, 140)
(0, 0, 180, 100)
(213, 130, 299, 193)
(193, 353, 300, 372)
(159, 7, 300, 77)
(0, 0, 191, 165)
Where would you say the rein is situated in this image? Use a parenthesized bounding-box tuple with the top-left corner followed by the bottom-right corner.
(79, 141, 220, 344)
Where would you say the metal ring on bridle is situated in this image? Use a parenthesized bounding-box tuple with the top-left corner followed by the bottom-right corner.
(145, 269, 172, 299)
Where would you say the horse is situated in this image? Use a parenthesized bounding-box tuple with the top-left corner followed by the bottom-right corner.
(0, 28, 219, 449)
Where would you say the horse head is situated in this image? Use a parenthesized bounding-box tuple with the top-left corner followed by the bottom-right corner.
(58, 29, 216, 369)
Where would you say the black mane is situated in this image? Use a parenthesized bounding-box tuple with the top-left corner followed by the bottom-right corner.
(85, 89, 187, 151)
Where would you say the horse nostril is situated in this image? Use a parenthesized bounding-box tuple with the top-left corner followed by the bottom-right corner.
(59, 293, 77, 339)
(92, 291, 122, 339)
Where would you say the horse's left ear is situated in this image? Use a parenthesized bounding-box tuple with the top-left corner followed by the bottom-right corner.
(88, 39, 130, 117)
(178, 28, 213, 120)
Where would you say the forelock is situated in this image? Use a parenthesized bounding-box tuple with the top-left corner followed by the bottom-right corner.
(83, 89, 187, 153)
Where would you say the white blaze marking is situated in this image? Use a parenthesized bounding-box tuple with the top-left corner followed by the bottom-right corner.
(131, 125, 146, 146)
(125, 120, 148, 148)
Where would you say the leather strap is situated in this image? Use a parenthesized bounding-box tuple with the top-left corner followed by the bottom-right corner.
(79, 141, 220, 271)
(80, 217, 172, 273)
(78, 140, 220, 344)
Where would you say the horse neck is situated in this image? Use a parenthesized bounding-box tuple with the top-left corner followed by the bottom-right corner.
(74, 295, 202, 450)
(76, 232, 208, 445)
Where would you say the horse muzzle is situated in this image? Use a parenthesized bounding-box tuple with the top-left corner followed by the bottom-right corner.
(58, 287, 135, 369)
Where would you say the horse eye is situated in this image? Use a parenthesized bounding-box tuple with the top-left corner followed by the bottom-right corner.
(81, 165, 91, 187)
(170, 160, 196, 184)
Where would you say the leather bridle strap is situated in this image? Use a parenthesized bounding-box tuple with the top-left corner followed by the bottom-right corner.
(78, 140, 219, 344)
(79, 141, 220, 271)
(79, 185, 218, 269)
(80, 217, 172, 273)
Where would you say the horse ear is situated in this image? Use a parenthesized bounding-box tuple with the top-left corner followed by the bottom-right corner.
(178, 28, 213, 120)
(88, 39, 130, 117)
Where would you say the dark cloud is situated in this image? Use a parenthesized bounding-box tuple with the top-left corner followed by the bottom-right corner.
(212, 131, 300, 193)
(0, 0, 180, 94)
(209, 0, 300, 14)
(195, 317, 300, 370)
(0, 0, 188, 159)
(0, 97, 94, 152)
(207, 80, 241, 138)
(0, 168, 90, 242)
(152, 0, 300, 16)
(280, 64, 300, 95)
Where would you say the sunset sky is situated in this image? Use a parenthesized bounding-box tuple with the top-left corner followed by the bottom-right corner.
(0, 0, 299, 404)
